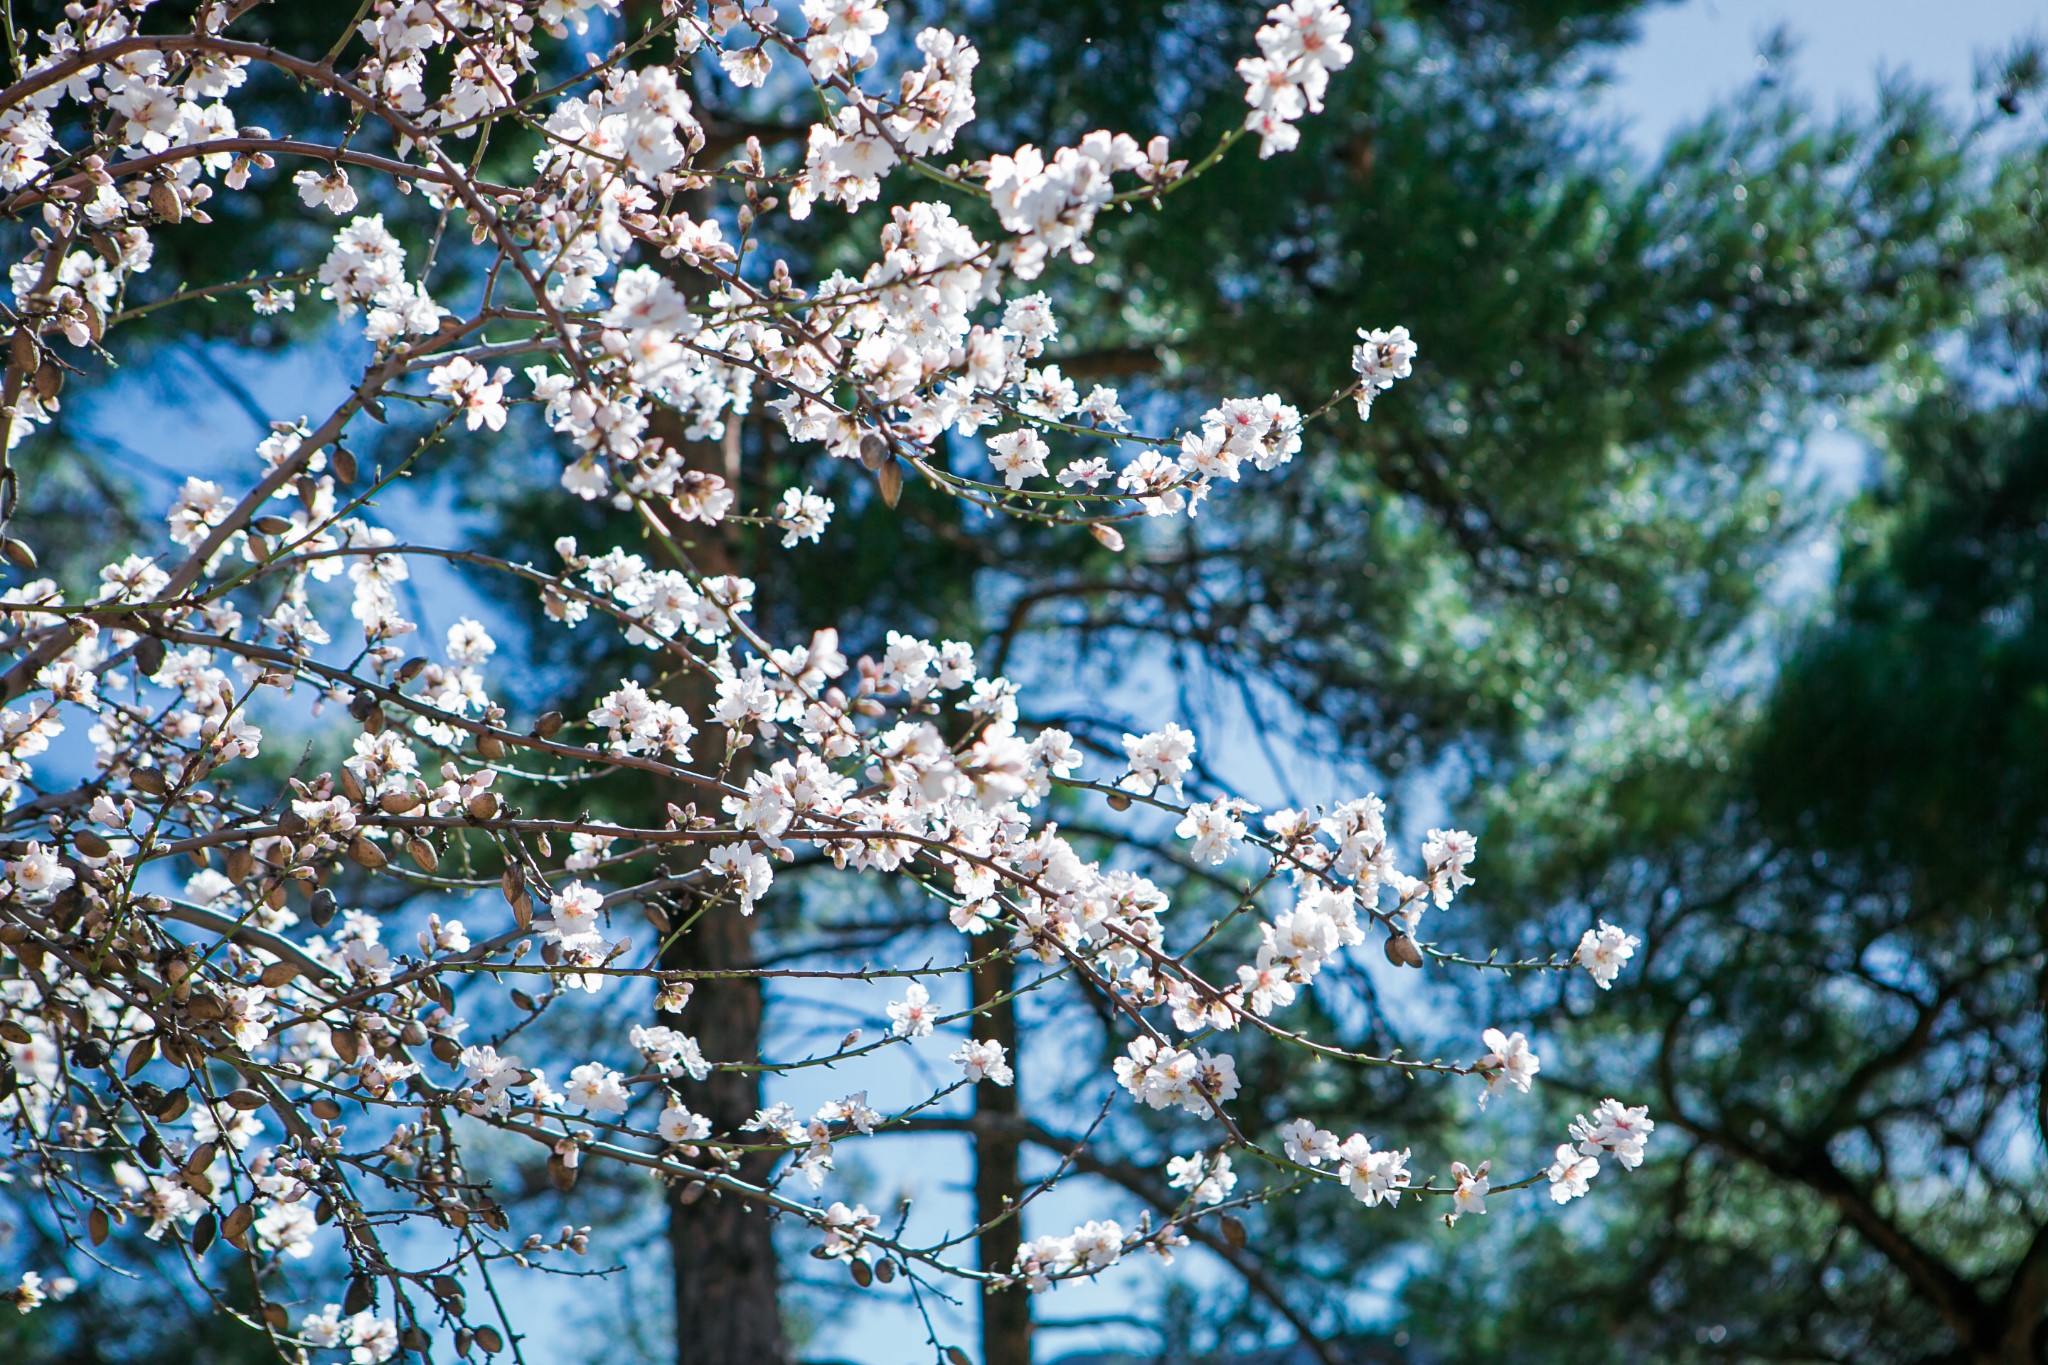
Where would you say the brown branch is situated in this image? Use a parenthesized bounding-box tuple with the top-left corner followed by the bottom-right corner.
(3, 138, 517, 214)
(897, 1112, 1345, 1365)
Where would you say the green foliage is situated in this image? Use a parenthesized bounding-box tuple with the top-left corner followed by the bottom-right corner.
(1403, 109, 2048, 1364)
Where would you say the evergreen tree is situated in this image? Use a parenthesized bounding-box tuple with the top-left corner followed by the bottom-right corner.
(1399, 91, 2048, 1365)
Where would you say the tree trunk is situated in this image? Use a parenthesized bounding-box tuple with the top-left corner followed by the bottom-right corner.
(973, 941, 1032, 1365)
(650, 403, 790, 1364)
(661, 903, 792, 1365)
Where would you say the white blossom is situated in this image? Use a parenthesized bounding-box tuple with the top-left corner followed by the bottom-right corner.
(1571, 1099, 1656, 1170)
(1575, 921, 1641, 989)
(1166, 1151, 1237, 1205)
(1449, 1159, 1491, 1219)
(951, 1038, 1013, 1086)
(1546, 1144, 1599, 1204)
(1351, 325, 1417, 419)
(886, 982, 938, 1038)
(1475, 1027, 1540, 1106)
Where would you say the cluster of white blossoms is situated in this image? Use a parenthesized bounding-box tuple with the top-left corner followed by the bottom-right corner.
(0, 0, 1654, 1350)
(1574, 919, 1642, 988)
(7, 1269, 75, 1314)
(1353, 325, 1419, 420)
(1014, 1219, 1131, 1292)
(319, 214, 443, 344)
(1239, 0, 1357, 156)
(1546, 1099, 1657, 1204)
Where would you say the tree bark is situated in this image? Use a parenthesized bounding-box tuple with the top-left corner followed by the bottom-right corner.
(649, 404, 789, 1363)
(661, 901, 792, 1365)
(972, 940, 1032, 1365)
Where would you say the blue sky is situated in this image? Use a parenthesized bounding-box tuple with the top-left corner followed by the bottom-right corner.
(1608, 0, 2042, 151)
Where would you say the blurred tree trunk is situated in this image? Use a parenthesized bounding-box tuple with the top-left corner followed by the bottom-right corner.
(650, 407, 791, 1364)
(659, 867, 790, 1365)
(973, 941, 1032, 1365)
(609, 12, 795, 1330)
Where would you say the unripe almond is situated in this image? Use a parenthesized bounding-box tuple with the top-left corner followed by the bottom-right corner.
(1, 536, 36, 571)
(133, 634, 165, 676)
(149, 181, 182, 223)
(221, 1202, 256, 1249)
